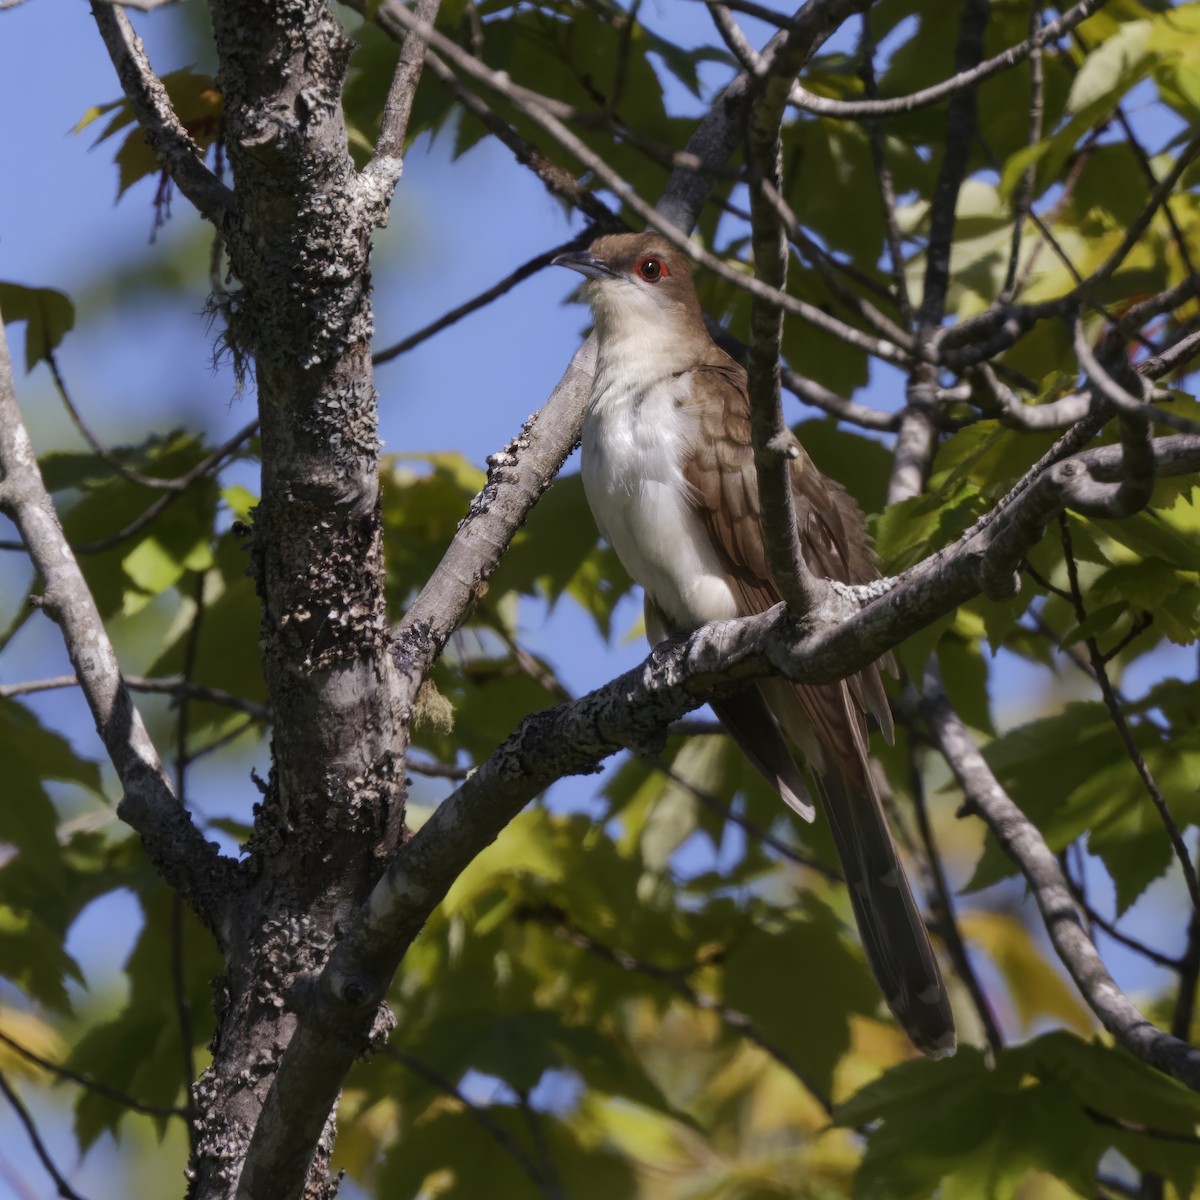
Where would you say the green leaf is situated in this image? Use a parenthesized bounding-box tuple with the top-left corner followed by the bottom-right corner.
(0, 282, 75, 371)
(1067, 20, 1152, 114)
(838, 1032, 1200, 1200)
(723, 897, 879, 1094)
(70, 885, 221, 1148)
(75, 71, 224, 198)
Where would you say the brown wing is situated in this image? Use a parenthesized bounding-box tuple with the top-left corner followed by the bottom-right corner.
(681, 353, 955, 1059)
(681, 352, 893, 754)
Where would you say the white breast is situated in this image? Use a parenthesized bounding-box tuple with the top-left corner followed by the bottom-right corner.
(581, 342, 740, 636)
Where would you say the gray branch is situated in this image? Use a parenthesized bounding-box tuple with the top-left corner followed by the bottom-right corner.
(258, 430, 1200, 1195)
(360, 0, 442, 203)
(0, 308, 236, 936)
(89, 2, 234, 226)
(922, 675, 1200, 1091)
(889, 0, 989, 505)
(788, 0, 1107, 118)
(744, 0, 865, 614)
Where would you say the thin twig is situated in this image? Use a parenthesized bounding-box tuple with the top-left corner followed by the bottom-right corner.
(374, 239, 586, 366)
(1060, 876, 1182, 972)
(47, 349, 196, 492)
(0, 674, 270, 722)
(517, 1093, 564, 1200)
(0, 420, 257, 556)
(653, 761, 843, 882)
(383, 1047, 546, 1192)
(1112, 107, 1199, 287)
(889, 0, 989, 504)
(367, 0, 441, 169)
(908, 729, 1003, 1054)
(1059, 516, 1200, 912)
(1173, 908, 1200, 1041)
(529, 907, 834, 1116)
(787, 0, 1106, 118)
(1090, 130, 1200, 291)
(413, 46, 617, 226)
(0, 1071, 90, 1200)
(1001, 2, 1044, 301)
(0, 1027, 186, 1118)
(858, 9, 912, 324)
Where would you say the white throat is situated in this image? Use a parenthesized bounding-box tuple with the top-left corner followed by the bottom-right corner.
(580, 285, 739, 635)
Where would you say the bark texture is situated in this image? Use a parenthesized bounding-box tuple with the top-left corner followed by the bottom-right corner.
(188, 5, 407, 1196)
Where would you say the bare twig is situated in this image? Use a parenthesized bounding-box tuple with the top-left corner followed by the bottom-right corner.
(369, 0, 439, 166)
(1060, 877, 1182, 972)
(858, 9, 912, 323)
(89, 2, 234, 226)
(374, 239, 587, 366)
(517, 1093, 564, 1200)
(384, 1047, 547, 1192)
(781, 365, 901, 430)
(532, 908, 834, 1115)
(908, 726, 1003, 1053)
(1173, 909, 1200, 1041)
(0, 1027, 186, 1118)
(404, 43, 618, 226)
(764, 184, 914, 349)
(0, 1071, 90, 1200)
(654, 761, 843, 882)
(47, 350, 198, 492)
(0, 420, 257, 557)
(1090, 130, 1200, 291)
(1001, 2, 1044, 301)
(787, 0, 1107, 118)
(1059, 517, 1200, 912)
(889, 0, 989, 504)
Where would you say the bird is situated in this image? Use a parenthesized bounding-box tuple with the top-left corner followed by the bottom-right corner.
(554, 230, 956, 1059)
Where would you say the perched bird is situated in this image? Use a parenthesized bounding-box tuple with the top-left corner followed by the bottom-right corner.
(555, 231, 956, 1059)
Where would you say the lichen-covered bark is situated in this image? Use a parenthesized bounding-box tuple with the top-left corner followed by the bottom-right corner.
(187, 3, 406, 1196)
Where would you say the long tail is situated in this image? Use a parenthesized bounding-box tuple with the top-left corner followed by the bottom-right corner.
(817, 769, 957, 1059)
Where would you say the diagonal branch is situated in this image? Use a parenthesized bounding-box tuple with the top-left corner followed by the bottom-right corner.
(89, 2, 234, 227)
(237, 19, 783, 1197)
(922, 674, 1200, 1091)
(0, 308, 238, 938)
(1058, 515, 1200, 912)
(374, 238, 588, 367)
(384, 1047, 549, 1193)
(789, 0, 1107, 118)
(0, 1072, 89, 1200)
(270, 432, 1200, 1184)
(378, 0, 911, 368)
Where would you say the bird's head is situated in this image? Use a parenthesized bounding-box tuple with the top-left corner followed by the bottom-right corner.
(553, 232, 703, 349)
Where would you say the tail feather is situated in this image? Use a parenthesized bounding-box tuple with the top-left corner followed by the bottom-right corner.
(817, 770, 957, 1059)
(710, 690, 815, 822)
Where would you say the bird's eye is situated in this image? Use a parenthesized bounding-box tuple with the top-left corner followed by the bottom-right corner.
(636, 256, 668, 282)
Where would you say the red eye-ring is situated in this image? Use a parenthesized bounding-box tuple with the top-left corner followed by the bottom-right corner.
(635, 255, 669, 282)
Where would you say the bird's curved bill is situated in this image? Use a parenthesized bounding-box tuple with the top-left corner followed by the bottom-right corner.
(551, 250, 619, 280)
